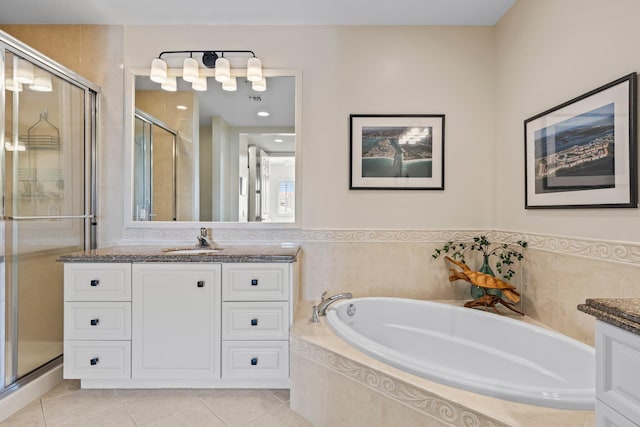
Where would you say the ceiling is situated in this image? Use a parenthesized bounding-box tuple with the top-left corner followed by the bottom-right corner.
(0, 0, 516, 26)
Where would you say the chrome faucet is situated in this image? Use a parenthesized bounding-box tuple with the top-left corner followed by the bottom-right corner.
(315, 291, 353, 317)
(196, 227, 212, 247)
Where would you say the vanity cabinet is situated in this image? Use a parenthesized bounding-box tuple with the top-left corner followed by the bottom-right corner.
(221, 263, 290, 380)
(63, 257, 297, 388)
(63, 263, 132, 380)
(131, 264, 221, 379)
(596, 320, 640, 426)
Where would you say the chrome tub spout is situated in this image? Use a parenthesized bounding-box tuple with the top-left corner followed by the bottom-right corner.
(317, 291, 353, 316)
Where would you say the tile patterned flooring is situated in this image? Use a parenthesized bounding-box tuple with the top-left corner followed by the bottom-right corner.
(0, 381, 312, 426)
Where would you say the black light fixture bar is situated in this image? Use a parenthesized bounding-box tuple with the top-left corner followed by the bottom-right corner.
(157, 50, 256, 68)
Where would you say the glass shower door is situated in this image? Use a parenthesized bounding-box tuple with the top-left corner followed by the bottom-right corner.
(3, 49, 94, 384)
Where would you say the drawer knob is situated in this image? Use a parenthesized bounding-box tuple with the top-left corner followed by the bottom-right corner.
(251, 279, 258, 286)
(90, 279, 100, 287)
(251, 318, 258, 326)
(90, 318, 100, 326)
(250, 357, 258, 366)
(90, 357, 99, 366)
(197, 281, 205, 288)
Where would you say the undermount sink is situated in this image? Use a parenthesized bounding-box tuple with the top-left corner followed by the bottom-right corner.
(163, 247, 224, 255)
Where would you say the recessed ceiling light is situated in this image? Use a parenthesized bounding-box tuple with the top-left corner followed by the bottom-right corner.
(176, 105, 188, 110)
(257, 111, 270, 117)
(274, 138, 283, 143)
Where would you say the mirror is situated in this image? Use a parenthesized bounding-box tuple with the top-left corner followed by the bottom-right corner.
(129, 70, 298, 224)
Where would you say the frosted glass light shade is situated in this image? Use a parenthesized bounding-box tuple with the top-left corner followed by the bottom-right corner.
(150, 58, 167, 84)
(161, 75, 177, 91)
(15, 58, 34, 84)
(30, 75, 53, 92)
(182, 57, 199, 83)
(246, 57, 262, 82)
(192, 75, 207, 91)
(222, 76, 237, 91)
(252, 77, 266, 92)
(214, 57, 230, 83)
(5, 78, 23, 92)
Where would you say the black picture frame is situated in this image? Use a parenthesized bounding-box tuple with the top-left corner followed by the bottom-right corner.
(349, 114, 445, 190)
(524, 73, 637, 209)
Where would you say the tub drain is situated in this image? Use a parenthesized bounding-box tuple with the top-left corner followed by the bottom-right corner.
(347, 304, 356, 317)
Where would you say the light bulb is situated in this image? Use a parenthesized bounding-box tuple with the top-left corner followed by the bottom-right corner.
(192, 75, 207, 91)
(161, 75, 177, 91)
(30, 75, 53, 92)
(15, 58, 34, 84)
(222, 76, 237, 91)
(214, 57, 230, 83)
(150, 58, 167, 84)
(247, 57, 262, 82)
(182, 57, 199, 83)
(252, 77, 266, 92)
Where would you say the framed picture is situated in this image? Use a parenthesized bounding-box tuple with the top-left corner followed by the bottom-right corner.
(350, 114, 445, 190)
(524, 73, 637, 208)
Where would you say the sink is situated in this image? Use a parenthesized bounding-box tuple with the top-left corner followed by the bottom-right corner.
(163, 247, 224, 255)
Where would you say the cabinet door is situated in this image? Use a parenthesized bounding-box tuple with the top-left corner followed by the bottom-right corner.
(132, 264, 221, 379)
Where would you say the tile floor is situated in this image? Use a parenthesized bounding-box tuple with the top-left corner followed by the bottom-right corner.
(0, 380, 312, 426)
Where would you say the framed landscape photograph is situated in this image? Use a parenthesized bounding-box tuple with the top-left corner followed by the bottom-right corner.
(524, 73, 637, 208)
(350, 114, 445, 190)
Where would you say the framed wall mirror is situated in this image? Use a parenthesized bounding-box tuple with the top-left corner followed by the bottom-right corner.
(124, 68, 301, 226)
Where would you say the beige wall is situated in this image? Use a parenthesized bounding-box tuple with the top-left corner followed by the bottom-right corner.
(123, 25, 497, 231)
(5, 5, 640, 347)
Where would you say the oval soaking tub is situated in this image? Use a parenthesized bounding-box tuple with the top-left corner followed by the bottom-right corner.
(326, 297, 595, 410)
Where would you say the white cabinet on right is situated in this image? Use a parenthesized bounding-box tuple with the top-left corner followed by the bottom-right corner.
(221, 263, 292, 386)
(596, 320, 640, 426)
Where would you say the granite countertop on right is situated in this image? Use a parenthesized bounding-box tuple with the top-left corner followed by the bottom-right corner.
(578, 298, 640, 335)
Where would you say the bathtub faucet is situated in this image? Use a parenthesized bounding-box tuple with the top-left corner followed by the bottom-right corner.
(316, 291, 353, 317)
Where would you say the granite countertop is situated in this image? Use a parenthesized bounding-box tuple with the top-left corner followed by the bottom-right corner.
(57, 244, 301, 263)
(578, 298, 640, 335)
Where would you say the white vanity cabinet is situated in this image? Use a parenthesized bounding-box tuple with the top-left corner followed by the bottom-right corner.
(63, 256, 298, 389)
(63, 263, 132, 380)
(596, 320, 640, 426)
(221, 263, 291, 383)
(131, 263, 221, 380)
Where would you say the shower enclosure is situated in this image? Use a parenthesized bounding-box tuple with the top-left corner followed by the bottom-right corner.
(0, 32, 97, 393)
(133, 110, 178, 221)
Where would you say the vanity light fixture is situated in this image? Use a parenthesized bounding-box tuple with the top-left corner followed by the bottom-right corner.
(192, 75, 207, 91)
(5, 77, 23, 92)
(149, 49, 263, 92)
(15, 58, 34, 84)
(182, 56, 199, 83)
(29, 75, 53, 92)
(222, 76, 237, 92)
(252, 77, 267, 92)
(160, 75, 177, 92)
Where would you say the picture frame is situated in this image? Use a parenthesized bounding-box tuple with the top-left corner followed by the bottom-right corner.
(350, 114, 445, 190)
(524, 73, 637, 209)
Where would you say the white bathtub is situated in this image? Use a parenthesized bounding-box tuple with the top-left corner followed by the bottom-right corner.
(326, 297, 595, 410)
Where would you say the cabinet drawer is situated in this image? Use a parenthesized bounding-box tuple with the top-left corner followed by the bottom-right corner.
(222, 341, 289, 379)
(65, 263, 131, 301)
(222, 263, 289, 301)
(596, 321, 640, 424)
(222, 302, 289, 340)
(65, 302, 131, 340)
(63, 341, 131, 379)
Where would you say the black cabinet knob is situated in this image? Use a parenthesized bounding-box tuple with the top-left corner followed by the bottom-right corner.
(250, 357, 258, 366)
(251, 318, 258, 326)
(90, 357, 99, 366)
(90, 279, 100, 287)
(251, 279, 258, 286)
(90, 318, 100, 326)
(197, 281, 205, 288)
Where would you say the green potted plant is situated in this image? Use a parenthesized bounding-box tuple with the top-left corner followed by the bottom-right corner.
(432, 235, 527, 298)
